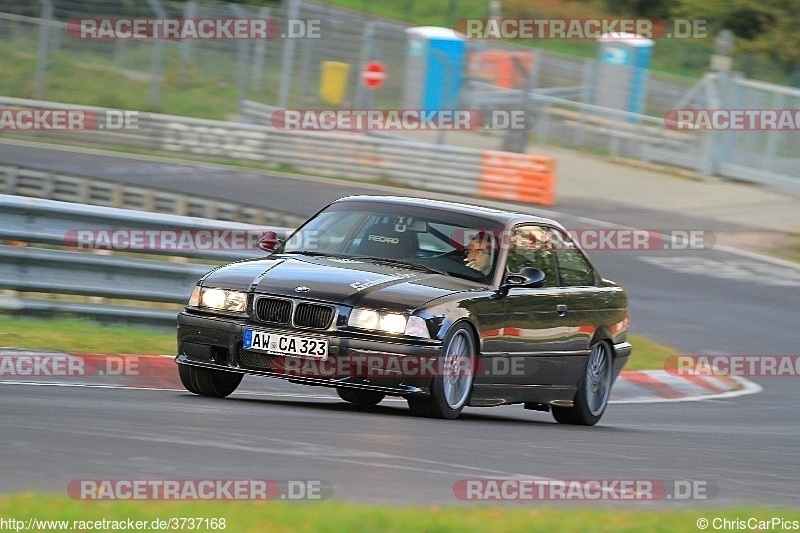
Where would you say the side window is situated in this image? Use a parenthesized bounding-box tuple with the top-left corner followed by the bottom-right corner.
(551, 231, 596, 287)
(504, 225, 558, 288)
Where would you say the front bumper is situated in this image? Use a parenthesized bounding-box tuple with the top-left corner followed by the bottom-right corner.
(176, 311, 442, 397)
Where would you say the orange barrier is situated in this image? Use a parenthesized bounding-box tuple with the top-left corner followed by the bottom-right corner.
(478, 151, 556, 206)
(468, 51, 535, 89)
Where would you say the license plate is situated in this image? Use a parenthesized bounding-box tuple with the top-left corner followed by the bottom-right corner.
(243, 329, 328, 359)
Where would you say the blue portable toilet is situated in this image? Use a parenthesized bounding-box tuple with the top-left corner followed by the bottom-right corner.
(402, 27, 465, 110)
(592, 32, 654, 115)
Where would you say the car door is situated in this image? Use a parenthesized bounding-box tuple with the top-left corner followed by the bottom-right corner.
(548, 229, 601, 387)
(494, 225, 574, 386)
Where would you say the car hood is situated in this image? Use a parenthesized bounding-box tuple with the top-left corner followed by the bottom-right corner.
(201, 255, 481, 310)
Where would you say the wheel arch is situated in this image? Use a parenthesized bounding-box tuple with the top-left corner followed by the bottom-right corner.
(590, 329, 617, 359)
(445, 317, 482, 356)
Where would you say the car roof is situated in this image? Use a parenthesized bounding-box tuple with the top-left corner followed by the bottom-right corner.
(333, 195, 563, 229)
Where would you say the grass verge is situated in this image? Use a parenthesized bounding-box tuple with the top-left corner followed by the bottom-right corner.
(775, 233, 800, 265)
(0, 316, 175, 356)
(0, 316, 673, 370)
(0, 494, 797, 532)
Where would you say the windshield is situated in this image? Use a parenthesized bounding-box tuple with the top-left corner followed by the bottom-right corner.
(276, 201, 504, 283)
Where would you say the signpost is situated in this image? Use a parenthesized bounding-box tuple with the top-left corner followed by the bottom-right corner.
(361, 61, 386, 89)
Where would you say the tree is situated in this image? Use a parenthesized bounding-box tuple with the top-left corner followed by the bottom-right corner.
(677, 0, 800, 73)
(604, 0, 674, 19)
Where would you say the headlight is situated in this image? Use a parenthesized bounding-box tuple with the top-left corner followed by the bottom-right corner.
(347, 308, 430, 338)
(192, 286, 247, 313)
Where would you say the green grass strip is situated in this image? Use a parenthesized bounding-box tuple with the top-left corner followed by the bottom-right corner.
(0, 494, 797, 532)
(0, 316, 675, 371)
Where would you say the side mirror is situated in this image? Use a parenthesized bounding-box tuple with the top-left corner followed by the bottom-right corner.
(493, 267, 545, 298)
(257, 230, 281, 253)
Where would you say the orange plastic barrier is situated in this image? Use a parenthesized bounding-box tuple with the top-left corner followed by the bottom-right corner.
(478, 151, 555, 206)
(468, 51, 535, 89)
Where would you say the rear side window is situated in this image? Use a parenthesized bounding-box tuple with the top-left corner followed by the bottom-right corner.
(550, 231, 596, 287)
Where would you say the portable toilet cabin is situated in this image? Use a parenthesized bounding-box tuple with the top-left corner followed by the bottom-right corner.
(591, 32, 654, 115)
(401, 26, 466, 110)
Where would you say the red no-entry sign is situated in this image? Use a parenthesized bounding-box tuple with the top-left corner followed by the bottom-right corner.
(361, 61, 386, 89)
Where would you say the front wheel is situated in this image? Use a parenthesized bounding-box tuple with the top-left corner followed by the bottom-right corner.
(552, 341, 613, 426)
(407, 324, 476, 420)
(179, 364, 243, 398)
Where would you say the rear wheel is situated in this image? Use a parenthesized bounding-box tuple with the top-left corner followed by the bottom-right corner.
(336, 387, 385, 406)
(178, 364, 243, 398)
(552, 342, 612, 426)
(407, 324, 476, 420)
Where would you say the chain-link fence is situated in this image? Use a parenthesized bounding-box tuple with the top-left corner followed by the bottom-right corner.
(0, 0, 798, 189)
(1, 0, 695, 114)
(708, 74, 800, 187)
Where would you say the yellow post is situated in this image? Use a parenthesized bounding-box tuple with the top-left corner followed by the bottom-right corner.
(319, 61, 350, 105)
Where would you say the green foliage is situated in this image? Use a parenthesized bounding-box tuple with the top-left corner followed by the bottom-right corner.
(676, 0, 800, 70)
(604, 0, 674, 18)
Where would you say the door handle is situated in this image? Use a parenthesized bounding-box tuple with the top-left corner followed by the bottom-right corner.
(556, 304, 568, 317)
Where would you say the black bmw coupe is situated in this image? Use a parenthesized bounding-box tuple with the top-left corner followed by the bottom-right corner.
(176, 195, 631, 424)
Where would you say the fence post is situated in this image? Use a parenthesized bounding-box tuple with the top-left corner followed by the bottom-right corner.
(699, 72, 725, 176)
(296, 22, 316, 104)
(230, 4, 251, 112)
(501, 51, 537, 153)
(354, 20, 377, 109)
(146, 0, 167, 107)
(34, 0, 54, 100)
(762, 90, 782, 173)
(277, 0, 301, 108)
(180, 1, 197, 79)
(249, 6, 270, 91)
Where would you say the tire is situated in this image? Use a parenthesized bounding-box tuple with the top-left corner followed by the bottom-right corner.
(407, 323, 476, 420)
(336, 387, 385, 406)
(178, 364, 243, 398)
(178, 364, 200, 394)
(552, 341, 613, 426)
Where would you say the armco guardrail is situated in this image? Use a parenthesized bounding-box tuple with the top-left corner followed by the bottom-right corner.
(0, 194, 289, 325)
(0, 164, 305, 227)
(0, 96, 556, 204)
